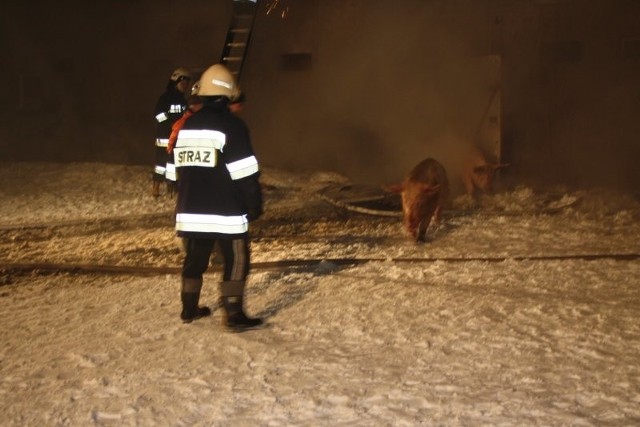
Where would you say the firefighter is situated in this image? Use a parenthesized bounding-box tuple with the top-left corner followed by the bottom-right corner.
(173, 63, 263, 331)
(152, 67, 191, 197)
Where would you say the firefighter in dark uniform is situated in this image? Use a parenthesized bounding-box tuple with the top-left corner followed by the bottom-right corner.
(173, 63, 263, 331)
(153, 67, 191, 197)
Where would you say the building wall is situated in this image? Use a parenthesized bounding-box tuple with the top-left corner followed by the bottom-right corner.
(503, 0, 640, 190)
(0, 0, 230, 165)
(1, 0, 639, 191)
(244, 0, 513, 189)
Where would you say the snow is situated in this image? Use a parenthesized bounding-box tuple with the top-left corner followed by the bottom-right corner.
(1, 161, 639, 426)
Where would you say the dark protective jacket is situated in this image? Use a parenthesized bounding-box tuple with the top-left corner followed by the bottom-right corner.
(154, 83, 187, 148)
(174, 98, 263, 239)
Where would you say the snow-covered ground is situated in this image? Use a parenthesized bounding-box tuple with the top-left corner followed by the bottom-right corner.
(0, 161, 639, 426)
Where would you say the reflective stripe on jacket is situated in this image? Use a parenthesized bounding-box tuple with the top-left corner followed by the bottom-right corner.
(174, 99, 262, 239)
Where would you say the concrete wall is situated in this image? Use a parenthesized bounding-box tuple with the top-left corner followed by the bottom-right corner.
(2, 0, 639, 192)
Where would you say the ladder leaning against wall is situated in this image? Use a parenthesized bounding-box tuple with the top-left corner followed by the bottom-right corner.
(220, 0, 259, 80)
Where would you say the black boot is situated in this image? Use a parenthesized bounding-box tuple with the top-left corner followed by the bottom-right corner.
(180, 278, 211, 323)
(221, 296, 263, 331)
(220, 280, 263, 331)
(181, 292, 212, 323)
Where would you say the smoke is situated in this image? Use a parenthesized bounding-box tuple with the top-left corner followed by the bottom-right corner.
(3, 0, 639, 192)
(243, 0, 640, 192)
(245, 0, 505, 191)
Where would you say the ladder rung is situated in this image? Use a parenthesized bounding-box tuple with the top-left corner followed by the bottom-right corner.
(223, 0, 257, 78)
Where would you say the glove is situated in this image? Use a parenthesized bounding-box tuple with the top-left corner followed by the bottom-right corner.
(246, 207, 263, 222)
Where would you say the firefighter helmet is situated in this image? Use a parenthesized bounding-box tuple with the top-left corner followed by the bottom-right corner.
(170, 67, 191, 82)
(190, 80, 201, 96)
(197, 64, 238, 99)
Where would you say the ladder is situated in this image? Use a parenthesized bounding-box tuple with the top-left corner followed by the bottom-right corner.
(220, 0, 259, 80)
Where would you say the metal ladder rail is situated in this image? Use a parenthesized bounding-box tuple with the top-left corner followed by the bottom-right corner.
(220, 0, 259, 79)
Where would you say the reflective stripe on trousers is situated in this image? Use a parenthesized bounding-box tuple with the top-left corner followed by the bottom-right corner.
(182, 237, 250, 281)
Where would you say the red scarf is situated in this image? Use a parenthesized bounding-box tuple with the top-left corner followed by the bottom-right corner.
(167, 110, 194, 154)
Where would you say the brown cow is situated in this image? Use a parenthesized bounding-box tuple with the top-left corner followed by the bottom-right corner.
(461, 146, 509, 197)
(385, 158, 449, 242)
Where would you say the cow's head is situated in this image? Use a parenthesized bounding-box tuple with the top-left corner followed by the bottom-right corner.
(402, 183, 440, 236)
(472, 163, 509, 192)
